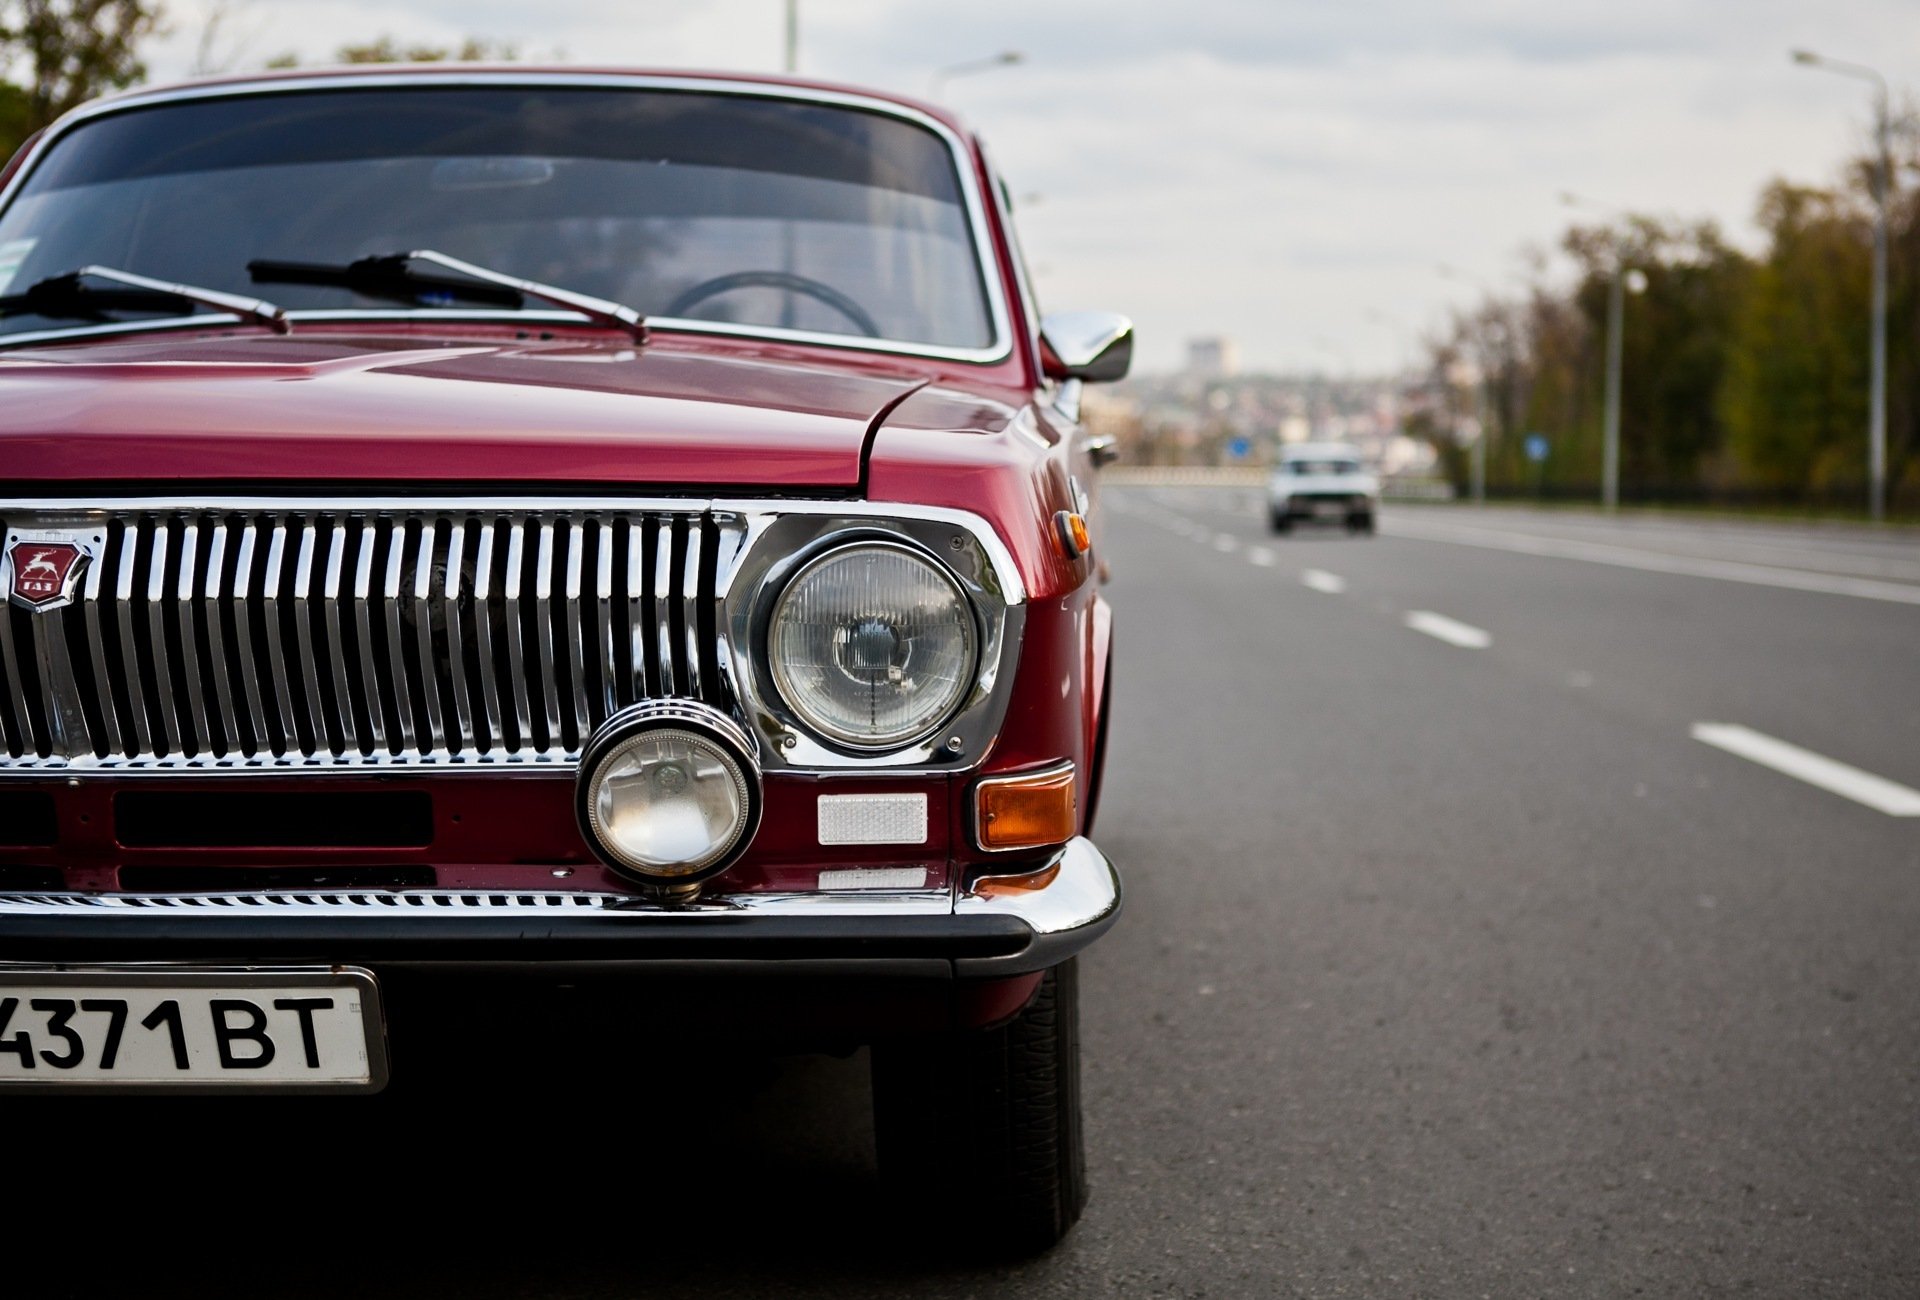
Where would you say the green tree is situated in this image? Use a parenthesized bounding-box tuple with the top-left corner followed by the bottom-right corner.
(1720, 183, 1872, 494)
(0, 0, 165, 153)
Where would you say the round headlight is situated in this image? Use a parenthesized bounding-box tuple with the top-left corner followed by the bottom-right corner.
(769, 542, 978, 749)
(577, 703, 761, 883)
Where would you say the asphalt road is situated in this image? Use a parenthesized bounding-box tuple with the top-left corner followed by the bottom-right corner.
(18, 491, 1920, 1298)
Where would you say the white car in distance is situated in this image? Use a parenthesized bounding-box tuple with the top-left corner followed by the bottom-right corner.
(1267, 443, 1378, 535)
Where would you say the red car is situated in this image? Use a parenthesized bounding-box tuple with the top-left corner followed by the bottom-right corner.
(0, 68, 1126, 1248)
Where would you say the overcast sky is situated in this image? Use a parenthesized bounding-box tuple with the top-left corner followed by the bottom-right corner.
(137, 1, 1920, 373)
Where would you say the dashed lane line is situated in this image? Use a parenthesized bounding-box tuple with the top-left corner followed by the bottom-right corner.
(1404, 611, 1492, 648)
(1301, 569, 1347, 594)
(1691, 723, 1920, 817)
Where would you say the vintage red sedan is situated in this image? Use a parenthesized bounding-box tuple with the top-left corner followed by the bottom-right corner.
(0, 67, 1125, 1249)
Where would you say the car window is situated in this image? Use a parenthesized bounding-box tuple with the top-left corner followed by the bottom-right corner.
(1289, 460, 1360, 475)
(0, 86, 996, 349)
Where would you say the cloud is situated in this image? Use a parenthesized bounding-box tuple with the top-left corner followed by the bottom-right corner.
(138, 0, 1920, 371)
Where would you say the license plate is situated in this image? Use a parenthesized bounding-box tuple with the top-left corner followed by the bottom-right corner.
(0, 967, 388, 1093)
(1311, 501, 1347, 518)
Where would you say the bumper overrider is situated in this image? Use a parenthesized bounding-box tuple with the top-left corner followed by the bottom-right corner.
(0, 837, 1120, 981)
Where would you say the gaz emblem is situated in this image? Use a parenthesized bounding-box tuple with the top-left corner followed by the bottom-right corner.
(5, 534, 91, 611)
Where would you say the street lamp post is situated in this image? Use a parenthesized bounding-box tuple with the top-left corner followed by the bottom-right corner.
(929, 51, 1024, 98)
(1437, 264, 1504, 505)
(784, 0, 797, 72)
(1600, 264, 1648, 513)
(1793, 49, 1891, 523)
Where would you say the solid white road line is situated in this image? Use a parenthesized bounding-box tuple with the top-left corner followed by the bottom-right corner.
(1691, 723, 1920, 816)
(1301, 569, 1347, 594)
(1404, 611, 1492, 648)
(1381, 516, 1920, 606)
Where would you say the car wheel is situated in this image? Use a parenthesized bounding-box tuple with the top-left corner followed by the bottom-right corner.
(1350, 512, 1375, 535)
(1269, 512, 1292, 534)
(872, 958, 1087, 1255)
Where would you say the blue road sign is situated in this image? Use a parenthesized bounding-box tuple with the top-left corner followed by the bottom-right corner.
(1524, 433, 1549, 463)
(1228, 437, 1250, 460)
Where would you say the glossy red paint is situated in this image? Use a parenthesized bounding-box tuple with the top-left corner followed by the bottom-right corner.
(0, 773, 958, 894)
(1, 67, 1112, 905)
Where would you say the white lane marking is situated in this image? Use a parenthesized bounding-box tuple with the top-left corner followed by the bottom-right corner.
(1404, 611, 1491, 648)
(1247, 546, 1277, 567)
(1213, 534, 1239, 553)
(1301, 569, 1346, 594)
(1381, 515, 1920, 606)
(1691, 724, 1920, 816)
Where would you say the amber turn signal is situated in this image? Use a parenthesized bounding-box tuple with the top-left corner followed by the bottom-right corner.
(976, 763, 1077, 853)
(1053, 510, 1090, 559)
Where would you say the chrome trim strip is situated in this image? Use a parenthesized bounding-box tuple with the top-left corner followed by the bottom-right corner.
(0, 837, 1119, 933)
(81, 531, 123, 757)
(412, 518, 446, 752)
(0, 600, 32, 755)
(321, 521, 360, 756)
(200, 522, 238, 753)
(653, 515, 676, 697)
(563, 519, 591, 737)
(471, 521, 503, 752)
(501, 519, 533, 753)
(173, 521, 210, 753)
(257, 523, 296, 752)
(350, 521, 385, 754)
(443, 520, 475, 750)
(592, 519, 617, 718)
(289, 521, 328, 753)
(532, 520, 562, 745)
(228, 523, 269, 756)
(0, 72, 1015, 366)
(682, 519, 703, 697)
(381, 524, 416, 755)
(624, 518, 645, 702)
(145, 522, 179, 756)
(113, 526, 151, 756)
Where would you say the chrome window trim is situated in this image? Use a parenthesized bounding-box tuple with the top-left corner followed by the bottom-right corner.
(0, 72, 1015, 366)
(0, 496, 1025, 777)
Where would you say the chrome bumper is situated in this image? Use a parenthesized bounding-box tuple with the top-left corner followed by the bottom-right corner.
(0, 837, 1121, 979)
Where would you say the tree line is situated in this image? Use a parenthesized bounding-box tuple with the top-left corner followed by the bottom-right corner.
(1417, 134, 1920, 515)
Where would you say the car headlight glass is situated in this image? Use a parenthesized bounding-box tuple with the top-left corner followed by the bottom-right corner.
(586, 726, 753, 877)
(770, 542, 978, 748)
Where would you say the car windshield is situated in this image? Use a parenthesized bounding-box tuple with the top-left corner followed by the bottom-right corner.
(1290, 460, 1360, 475)
(0, 85, 997, 350)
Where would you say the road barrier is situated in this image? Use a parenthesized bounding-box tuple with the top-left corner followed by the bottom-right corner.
(1102, 466, 1457, 500)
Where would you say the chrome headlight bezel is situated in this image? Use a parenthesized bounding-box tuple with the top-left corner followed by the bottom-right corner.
(720, 508, 1024, 771)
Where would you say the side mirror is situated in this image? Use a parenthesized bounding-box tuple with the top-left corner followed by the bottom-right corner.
(1040, 311, 1133, 384)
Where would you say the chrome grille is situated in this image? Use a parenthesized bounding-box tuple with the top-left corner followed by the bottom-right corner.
(0, 506, 747, 770)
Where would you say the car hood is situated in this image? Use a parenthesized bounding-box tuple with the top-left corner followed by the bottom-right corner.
(0, 331, 932, 489)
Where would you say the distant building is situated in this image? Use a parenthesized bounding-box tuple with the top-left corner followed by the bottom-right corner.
(1186, 336, 1239, 378)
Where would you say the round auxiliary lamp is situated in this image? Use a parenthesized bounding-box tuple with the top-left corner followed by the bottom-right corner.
(574, 701, 765, 894)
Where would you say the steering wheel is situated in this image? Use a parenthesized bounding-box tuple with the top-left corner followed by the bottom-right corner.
(664, 271, 883, 338)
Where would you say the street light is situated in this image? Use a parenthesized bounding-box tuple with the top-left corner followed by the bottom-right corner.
(1436, 263, 1506, 505)
(929, 51, 1024, 98)
(783, 0, 797, 72)
(1561, 193, 1646, 513)
(1793, 48, 1891, 523)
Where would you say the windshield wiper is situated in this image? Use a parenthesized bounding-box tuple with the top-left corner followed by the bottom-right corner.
(249, 250, 648, 342)
(0, 265, 291, 333)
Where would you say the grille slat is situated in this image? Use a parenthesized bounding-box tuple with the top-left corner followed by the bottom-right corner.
(1, 506, 739, 770)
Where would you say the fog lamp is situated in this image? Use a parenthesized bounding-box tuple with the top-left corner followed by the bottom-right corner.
(576, 702, 762, 884)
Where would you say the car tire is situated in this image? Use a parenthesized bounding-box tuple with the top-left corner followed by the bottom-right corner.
(1269, 512, 1292, 534)
(872, 958, 1087, 1255)
(1350, 512, 1375, 535)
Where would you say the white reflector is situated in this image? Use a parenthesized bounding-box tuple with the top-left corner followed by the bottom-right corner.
(818, 866, 930, 890)
(817, 793, 929, 845)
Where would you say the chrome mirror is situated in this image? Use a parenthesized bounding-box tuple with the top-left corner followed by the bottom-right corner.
(1040, 311, 1133, 384)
